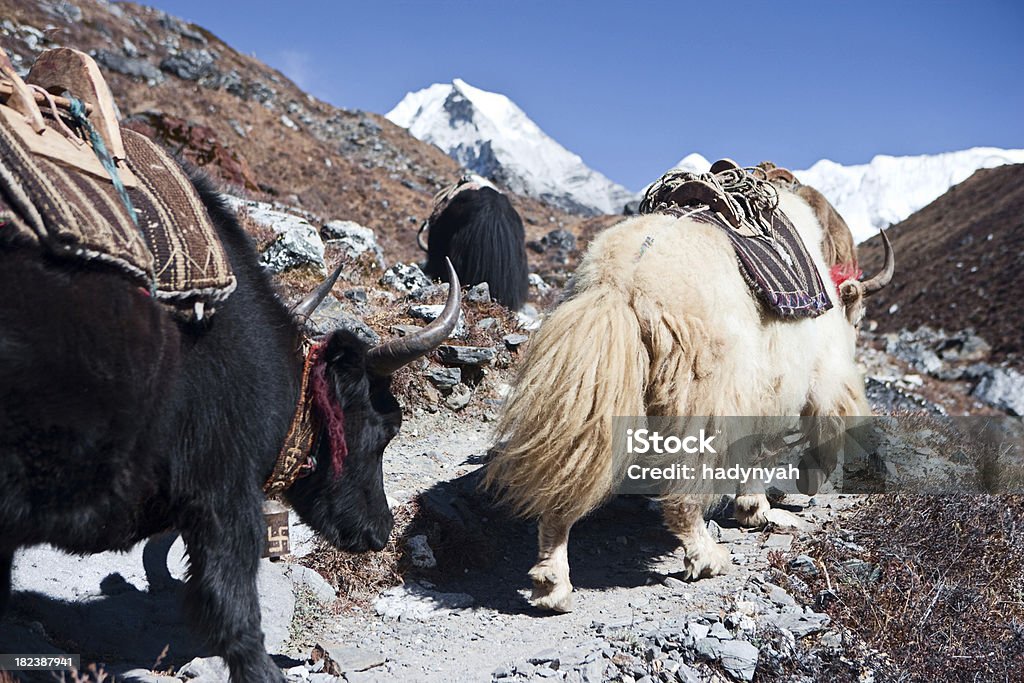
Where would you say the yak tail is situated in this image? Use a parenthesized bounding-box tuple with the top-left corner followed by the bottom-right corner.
(484, 286, 648, 522)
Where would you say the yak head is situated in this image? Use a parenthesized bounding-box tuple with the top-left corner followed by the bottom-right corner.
(766, 166, 894, 326)
(284, 261, 461, 552)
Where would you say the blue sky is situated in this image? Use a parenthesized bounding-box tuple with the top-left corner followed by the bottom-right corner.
(151, 0, 1022, 192)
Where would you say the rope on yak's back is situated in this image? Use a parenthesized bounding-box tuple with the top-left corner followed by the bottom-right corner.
(64, 95, 138, 227)
(642, 165, 781, 237)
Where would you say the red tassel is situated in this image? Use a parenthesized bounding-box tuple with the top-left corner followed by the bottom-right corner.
(830, 262, 863, 292)
(308, 342, 349, 479)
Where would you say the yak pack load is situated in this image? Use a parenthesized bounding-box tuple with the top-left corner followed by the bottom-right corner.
(0, 47, 235, 322)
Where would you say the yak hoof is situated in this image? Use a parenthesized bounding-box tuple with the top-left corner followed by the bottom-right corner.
(528, 565, 574, 613)
(679, 537, 732, 580)
(734, 493, 771, 528)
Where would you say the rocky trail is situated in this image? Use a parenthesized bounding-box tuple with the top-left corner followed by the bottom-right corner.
(1, 406, 877, 683)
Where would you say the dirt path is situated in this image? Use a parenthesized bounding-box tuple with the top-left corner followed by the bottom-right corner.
(282, 412, 868, 683)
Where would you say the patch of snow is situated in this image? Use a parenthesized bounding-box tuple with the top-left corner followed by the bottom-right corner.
(387, 79, 637, 215)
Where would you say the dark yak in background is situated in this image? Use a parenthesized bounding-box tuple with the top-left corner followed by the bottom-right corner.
(422, 184, 530, 310)
(0, 176, 461, 683)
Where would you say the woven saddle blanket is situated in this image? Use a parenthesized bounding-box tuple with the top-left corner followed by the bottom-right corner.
(640, 163, 832, 319)
(0, 108, 235, 320)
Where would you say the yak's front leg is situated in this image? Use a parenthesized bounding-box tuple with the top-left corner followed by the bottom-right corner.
(662, 494, 731, 580)
(528, 515, 575, 613)
(180, 503, 282, 683)
(0, 550, 13, 616)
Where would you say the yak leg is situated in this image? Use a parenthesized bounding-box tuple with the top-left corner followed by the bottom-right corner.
(0, 550, 12, 616)
(662, 495, 731, 580)
(181, 505, 282, 683)
(528, 515, 575, 612)
(734, 490, 770, 528)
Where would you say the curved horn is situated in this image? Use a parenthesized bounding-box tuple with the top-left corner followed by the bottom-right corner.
(417, 221, 429, 252)
(766, 168, 798, 186)
(290, 263, 343, 321)
(862, 230, 895, 296)
(365, 258, 461, 376)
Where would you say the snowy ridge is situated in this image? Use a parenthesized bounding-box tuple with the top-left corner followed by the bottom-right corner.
(670, 149, 1024, 243)
(387, 79, 636, 215)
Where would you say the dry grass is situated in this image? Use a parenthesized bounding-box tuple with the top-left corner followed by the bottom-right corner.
(777, 495, 1024, 682)
(299, 500, 423, 609)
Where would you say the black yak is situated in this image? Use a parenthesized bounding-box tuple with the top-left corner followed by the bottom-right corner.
(0, 175, 461, 682)
(420, 176, 529, 310)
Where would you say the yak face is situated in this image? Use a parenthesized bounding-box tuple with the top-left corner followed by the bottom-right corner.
(285, 330, 399, 552)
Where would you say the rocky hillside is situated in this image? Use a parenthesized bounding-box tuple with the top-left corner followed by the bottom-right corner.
(0, 0, 583, 266)
(859, 163, 1024, 370)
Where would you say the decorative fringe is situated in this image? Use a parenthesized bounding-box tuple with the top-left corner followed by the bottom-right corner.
(309, 340, 348, 479)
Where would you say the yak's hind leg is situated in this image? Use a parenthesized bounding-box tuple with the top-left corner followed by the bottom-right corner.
(734, 491, 771, 528)
(662, 495, 731, 580)
(0, 550, 12, 616)
(529, 515, 575, 612)
(180, 501, 282, 683)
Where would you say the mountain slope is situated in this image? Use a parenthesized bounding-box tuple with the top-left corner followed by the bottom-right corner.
(670, 149, 1024, 243)
(858, 163, 1024, 368)
(0, 1, 580, 265)
(387, 79, 636, 216)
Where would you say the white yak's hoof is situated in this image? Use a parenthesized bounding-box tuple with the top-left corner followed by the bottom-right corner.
(528, 564, 574, 613)
(679, 535, 732, 580)
(734, 493, 771, 528)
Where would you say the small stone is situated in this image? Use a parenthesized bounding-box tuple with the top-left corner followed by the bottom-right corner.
(177, 656, 229, 680)
(381, 262, 432, 295)
(493, 664, 513, 679)
(662, 576, 686, 590)
(288, 565, 336, 604)
(406, 535, 437, 569)
(841, 559, 881, 583)
(770, 611, 830, 638)
(694, 638, 759, 681)
(503, 333, 530, 350)
(973, 367, 1024, 416)
(528, 649, 559, 666)
(344, 288, 368, 304)
(674, 664, 701, 683)
(787, 554, 819, 577)
(764, 508, 807, 529)
(686, 622, 710, 641)
(763, 533, 793, 550)
(408, 304, 467, 337)
(436, 345, 496, 366)
(445, 384, 472, 411)
(425, 366, 461, 392)
(766, 584, 796, 607)
(709, 621, 733, 640)
(466, 282, 491, 303)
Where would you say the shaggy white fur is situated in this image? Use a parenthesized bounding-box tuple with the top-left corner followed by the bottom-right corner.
(485, 187, 872, 612)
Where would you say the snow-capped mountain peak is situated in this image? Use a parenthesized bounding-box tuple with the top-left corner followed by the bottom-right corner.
(668, 148, 1024, 242)
(387, 79, 636, 215)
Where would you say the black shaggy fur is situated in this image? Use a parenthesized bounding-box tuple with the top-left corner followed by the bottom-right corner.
(0, 176, 398, 682)
(423, 187, 529, 310)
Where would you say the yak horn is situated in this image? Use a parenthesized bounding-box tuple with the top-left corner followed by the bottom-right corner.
(417, 221, 429, 252)
(366, 258, 461, 376)
(766, 168, 798, 186)
(291, 263, 343, 321)
(862, 230, 894, 296)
